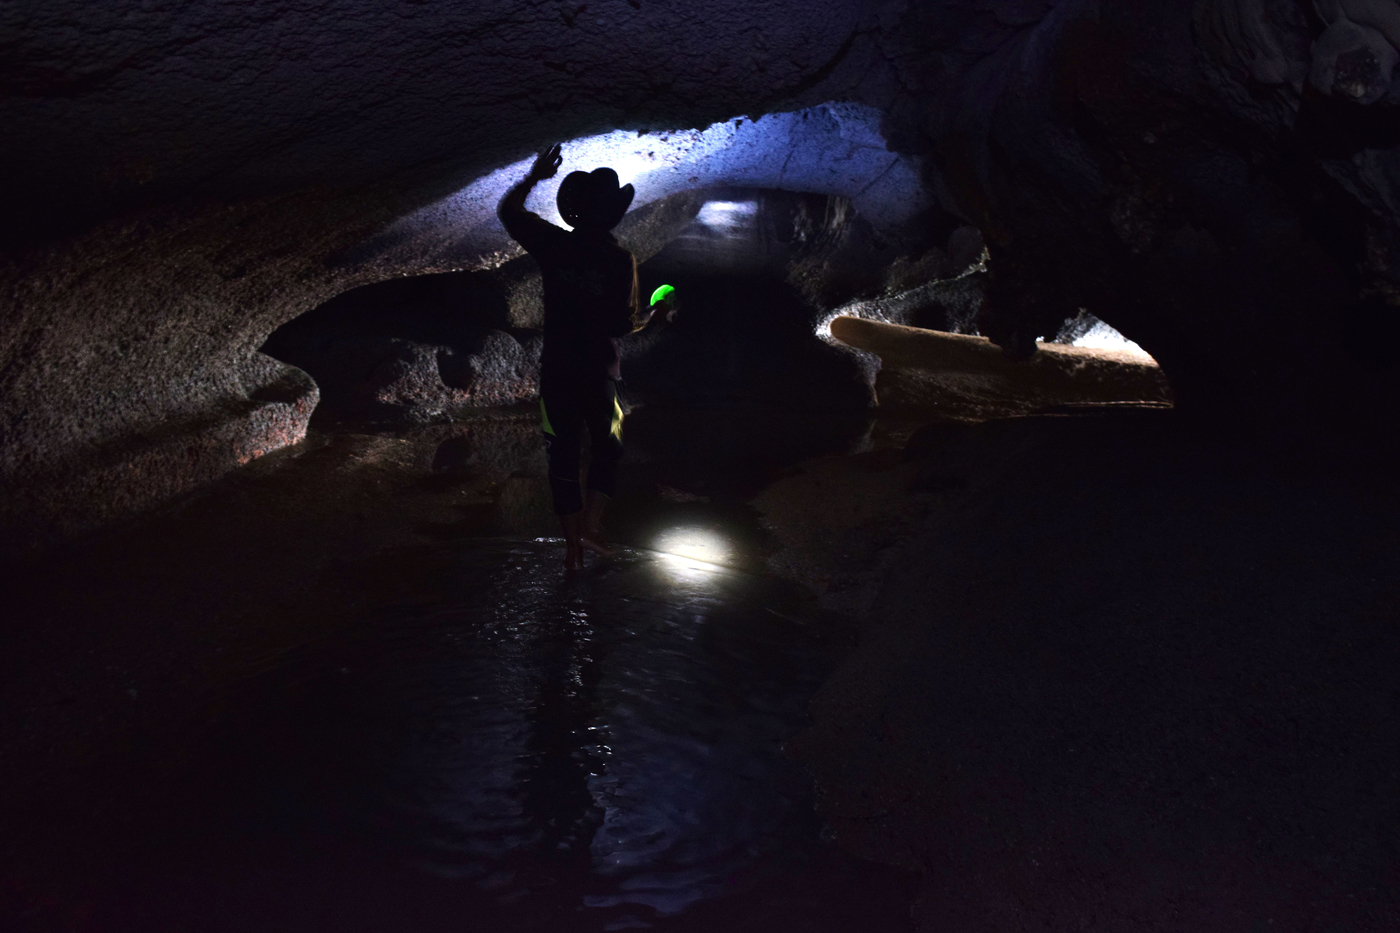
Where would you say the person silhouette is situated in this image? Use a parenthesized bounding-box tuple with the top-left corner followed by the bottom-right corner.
(499, 144, 664, 570)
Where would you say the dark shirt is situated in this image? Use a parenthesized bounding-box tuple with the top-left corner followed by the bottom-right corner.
(500, 208, 640, 383)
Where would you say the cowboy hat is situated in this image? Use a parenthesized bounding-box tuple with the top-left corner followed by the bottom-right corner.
(557, 168, 635, 231)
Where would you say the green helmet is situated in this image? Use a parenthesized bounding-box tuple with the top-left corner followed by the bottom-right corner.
(650, 284, 676, 307)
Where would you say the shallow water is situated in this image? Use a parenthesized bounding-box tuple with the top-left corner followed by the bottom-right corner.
(28, 538, 910, 932)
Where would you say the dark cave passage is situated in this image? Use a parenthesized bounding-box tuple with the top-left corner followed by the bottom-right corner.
(0, 179, 1175, 927)
(4, 146, 1188, 933)
(8, 3, 1400, 930)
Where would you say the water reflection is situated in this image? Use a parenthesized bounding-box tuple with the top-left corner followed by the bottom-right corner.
(101, 538, 911, 932)
(390, 541, 817, 920)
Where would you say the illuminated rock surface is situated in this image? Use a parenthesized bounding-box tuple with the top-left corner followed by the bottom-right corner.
(828, 315, 1172, 418)
(8, 0, 1400, 541)
(0, 0, 873, 549)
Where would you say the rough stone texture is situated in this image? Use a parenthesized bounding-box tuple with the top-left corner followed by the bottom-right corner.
(14, 1, 1400, 541)
(0, 0, 871, 547)
(265, 184, 948, 432)
(258, 190, 708, 428)
(261, 268, 543, 427)
(0, 1, 865, 243)
(829, 267, 991, 335)
(364, 103, 931, 276)
(877, 0, 1400, 419)
(282, 332, 540, 428)
(637, 187, 964, 311)
(1, 352, 317, 555)
(11, 0, 1400, 538)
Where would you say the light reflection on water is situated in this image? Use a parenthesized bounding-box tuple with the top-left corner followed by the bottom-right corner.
(396, 541, 809, 918)
(165, 537, 910, 932)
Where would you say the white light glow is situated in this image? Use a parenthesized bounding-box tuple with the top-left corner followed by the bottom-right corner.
(651, 527, 732, 579)
(1071, 319, 1152, 358)
(695, 200, 759, 231)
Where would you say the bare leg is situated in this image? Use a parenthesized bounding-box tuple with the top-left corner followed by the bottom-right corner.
(581, 490, 615, 558)
(560, 511, 585, 571)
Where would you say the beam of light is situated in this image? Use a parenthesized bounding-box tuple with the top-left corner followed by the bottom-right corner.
(651, 527, 732, 580)
(357, 102, 930, 272)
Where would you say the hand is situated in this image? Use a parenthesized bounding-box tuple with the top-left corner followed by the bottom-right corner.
(529, 143, 563, 181)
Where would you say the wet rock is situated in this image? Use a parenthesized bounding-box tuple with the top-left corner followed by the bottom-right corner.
(650, 189, 967, 315)
(451, 330, 542, 408)
(423, 418, 547, 478)
(1311, 1, 1400, 103)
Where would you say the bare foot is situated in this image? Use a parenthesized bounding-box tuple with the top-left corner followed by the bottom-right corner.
(580, 531, 615, 558)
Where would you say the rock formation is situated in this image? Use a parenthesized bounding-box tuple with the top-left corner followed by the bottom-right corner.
(9, 0, 1400, 547)
(0, 1, 880, 551)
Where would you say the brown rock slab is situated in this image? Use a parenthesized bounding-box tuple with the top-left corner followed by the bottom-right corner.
(829, 315, 1173, 419)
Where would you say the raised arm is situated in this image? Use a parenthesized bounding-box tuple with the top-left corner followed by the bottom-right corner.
(499, 143, 563, 233)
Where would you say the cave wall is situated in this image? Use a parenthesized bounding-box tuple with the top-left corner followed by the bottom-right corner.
(0, 0, 875, 552)
(7, 0, 1400, 550)
(880, 0, 1400, 418)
